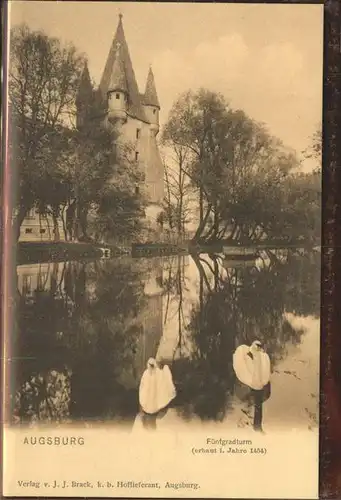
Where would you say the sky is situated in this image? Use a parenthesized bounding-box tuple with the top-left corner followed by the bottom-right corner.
(10, 1, 323, 170)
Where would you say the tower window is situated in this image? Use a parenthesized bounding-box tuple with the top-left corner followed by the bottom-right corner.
(135, 151, 139, 161)
(116, 93, 120, 99)
(136, 129, 140, 139)
(25, 228, 33, 234)
(153, 109, 156, 114)
(135, 186, 140, 195)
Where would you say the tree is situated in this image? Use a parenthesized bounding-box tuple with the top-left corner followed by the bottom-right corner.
(266, 171, 321, 243)
(93, 143, 147, 243)
(304, 126, 322, 172)
(58, 114, 118, 242)
(9, 24, 86, 238)
(163, 88, 300, 243)
(162, 89, 228, 238)
(161, 152, 194, 239)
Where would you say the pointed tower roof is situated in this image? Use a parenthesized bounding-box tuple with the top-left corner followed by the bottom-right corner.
(76, 61, 93, 106)
(108, 43, 128, 93)
(143, 67, 160, 108)
(99, 14, 147, 122)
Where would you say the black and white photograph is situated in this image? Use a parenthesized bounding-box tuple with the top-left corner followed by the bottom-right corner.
(3, 2, 323, 498)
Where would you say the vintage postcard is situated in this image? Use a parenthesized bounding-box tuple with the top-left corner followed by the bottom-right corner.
(2, 1, 323, 498)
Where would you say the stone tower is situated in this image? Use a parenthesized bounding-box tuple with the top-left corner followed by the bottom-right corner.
(88, 14, 164, 231)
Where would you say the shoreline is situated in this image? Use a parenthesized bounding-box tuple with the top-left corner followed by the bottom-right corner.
(16, 240, 320, 266)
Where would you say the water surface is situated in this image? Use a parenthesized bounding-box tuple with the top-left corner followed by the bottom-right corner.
(12, 249, 320, 433)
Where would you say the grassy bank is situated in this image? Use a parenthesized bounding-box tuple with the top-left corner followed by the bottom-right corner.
(131, 242, 188, 258)
(17, 239, 317, 266)
(17, 241, 128, 265)
(188, 239, 319, 253)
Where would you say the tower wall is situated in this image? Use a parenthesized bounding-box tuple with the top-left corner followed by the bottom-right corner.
(112, 114, 164, 215)
(143, 106, 160, 135)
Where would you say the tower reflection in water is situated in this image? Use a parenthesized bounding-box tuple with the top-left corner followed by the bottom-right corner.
(14, 258, 166, 425)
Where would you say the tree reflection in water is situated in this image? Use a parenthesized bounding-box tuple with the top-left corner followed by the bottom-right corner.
(171, 249, 320, 423)
(13, 259, 148, 424)
(12, 249, 320, 427)
(14, 369, 72, 424)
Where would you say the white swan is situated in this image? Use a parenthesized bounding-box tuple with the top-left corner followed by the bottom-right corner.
(233, 341, 271, 391)
(139, 358, 176, 415)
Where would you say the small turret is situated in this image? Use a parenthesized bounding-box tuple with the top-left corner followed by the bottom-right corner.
(107, 40, 128, 123)
(76, 62, 93, 129)
(143, 67, 160, 135)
